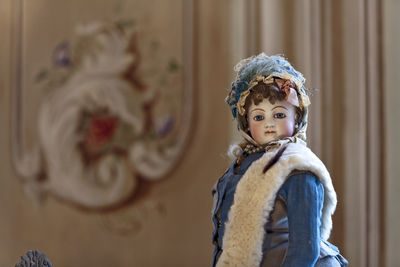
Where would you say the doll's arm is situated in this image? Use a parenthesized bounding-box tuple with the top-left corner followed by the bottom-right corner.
(280, 173, 324, 267)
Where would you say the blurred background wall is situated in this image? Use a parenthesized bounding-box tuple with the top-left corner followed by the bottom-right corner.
(0, 0, 399, 266)
(0, 0, 232, 266)
(383, 0, 400, 266)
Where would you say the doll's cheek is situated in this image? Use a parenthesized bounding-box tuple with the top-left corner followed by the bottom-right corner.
(249, 123, 261, 138)
(279, 120, 295, 137)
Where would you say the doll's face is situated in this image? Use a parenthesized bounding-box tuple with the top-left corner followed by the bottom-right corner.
(247, 98, 297, 145)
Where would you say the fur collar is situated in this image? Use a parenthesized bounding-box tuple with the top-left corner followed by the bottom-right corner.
(216, 142, 337, 267)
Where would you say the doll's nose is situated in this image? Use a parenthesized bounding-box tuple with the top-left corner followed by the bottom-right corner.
(265, 118, 274, 128)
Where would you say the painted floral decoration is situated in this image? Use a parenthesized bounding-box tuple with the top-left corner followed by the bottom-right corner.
(15, 18, 190, 210)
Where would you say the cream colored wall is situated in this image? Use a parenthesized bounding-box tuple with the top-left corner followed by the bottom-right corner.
(0, 0, 232, 266)
(384, 0, 400, 266)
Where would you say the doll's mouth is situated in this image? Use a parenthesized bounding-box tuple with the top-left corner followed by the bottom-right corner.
(265, 131, 276, 134)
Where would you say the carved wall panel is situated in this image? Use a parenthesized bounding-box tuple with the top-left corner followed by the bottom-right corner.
(10, 0, 194, 210)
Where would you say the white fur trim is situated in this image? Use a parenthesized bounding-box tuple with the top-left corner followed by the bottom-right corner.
(216, 142, 337, 267)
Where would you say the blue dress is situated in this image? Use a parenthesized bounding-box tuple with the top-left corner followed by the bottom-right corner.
(211, 151, 348, 267)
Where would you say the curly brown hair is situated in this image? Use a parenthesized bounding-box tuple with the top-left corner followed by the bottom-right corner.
(239, 81, 302, 132)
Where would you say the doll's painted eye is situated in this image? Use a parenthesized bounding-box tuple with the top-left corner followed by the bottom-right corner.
(253, 115, 264, 121)
(274, 113, 286, 119)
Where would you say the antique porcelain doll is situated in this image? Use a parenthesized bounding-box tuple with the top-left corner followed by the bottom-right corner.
(211, 53, 348, 266)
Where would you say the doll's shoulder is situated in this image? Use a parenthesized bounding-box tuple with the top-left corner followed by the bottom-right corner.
(283, 142, 324, 164)
(285, 141, 313, 154)
(280, 142, 333, 192)
(279, 170, 324, 200)
(284, 170, 323, 190)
